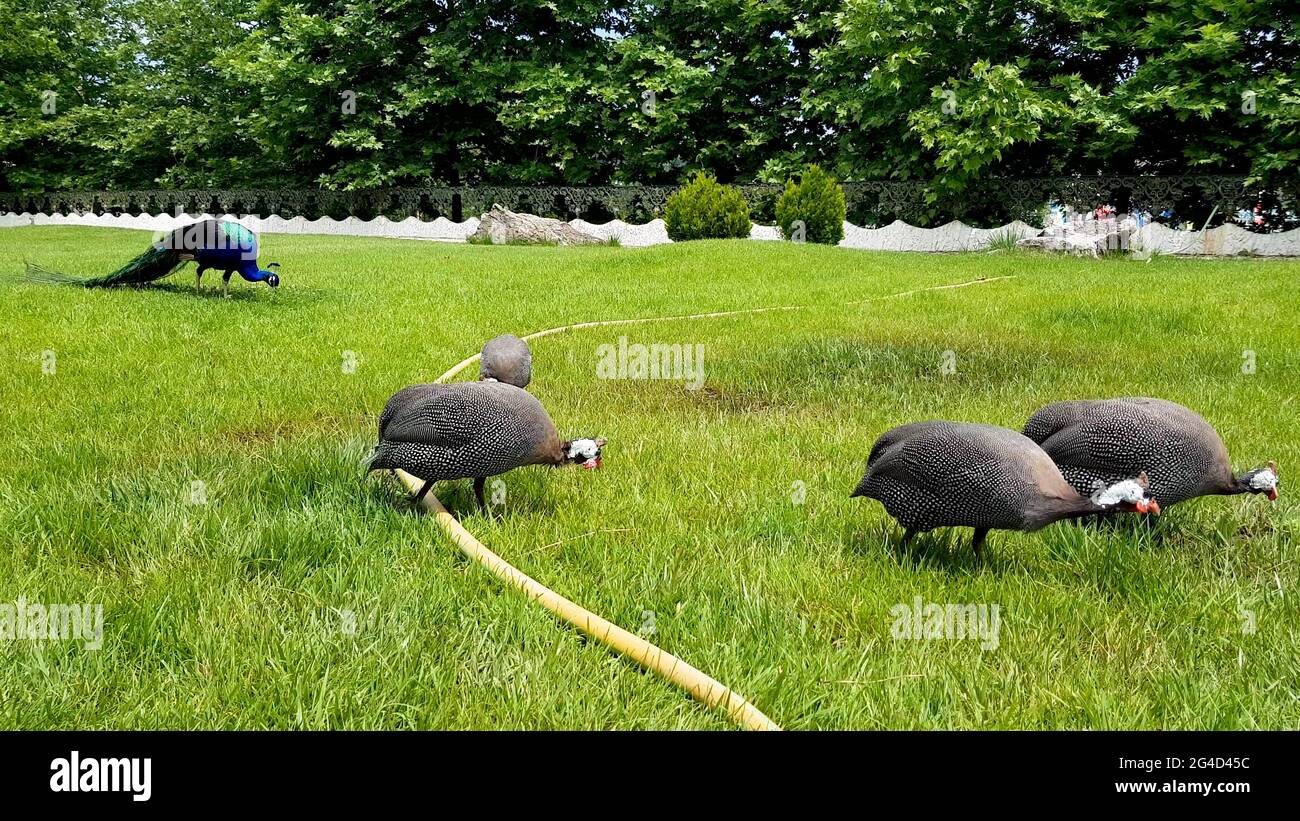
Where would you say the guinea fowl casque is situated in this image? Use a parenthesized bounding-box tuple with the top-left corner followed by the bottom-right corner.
(479, 334, 532, 388)
(851, 421, 1158, 555)
(1023, 397, 1280, 508)
(26, 218, 281, 297)
(367, 380, 604, 509)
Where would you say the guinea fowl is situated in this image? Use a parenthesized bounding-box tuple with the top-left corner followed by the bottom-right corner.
(479, 333, 532, 388)
(1023, 397, 1279, 508)
(367, 380, 604, 509)
(851, 421, 1158, 555)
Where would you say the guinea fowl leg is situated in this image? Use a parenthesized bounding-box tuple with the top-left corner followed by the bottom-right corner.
(411, 480, 433, 506)
(900, 528, 918, 547)
(971, 528, 989, 558)
(473, 477, 487, 511)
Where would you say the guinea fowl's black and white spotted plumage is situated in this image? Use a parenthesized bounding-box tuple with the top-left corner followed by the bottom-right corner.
(851, 421, 1156, 554)
(479, 334, 532, 388)
(1024, 398, 1279, 508)
(368, 380, 603, 508)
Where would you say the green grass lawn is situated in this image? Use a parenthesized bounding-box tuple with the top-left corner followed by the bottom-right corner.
(1, 225, 1297, 729)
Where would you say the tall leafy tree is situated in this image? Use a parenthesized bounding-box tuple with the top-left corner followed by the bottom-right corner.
(0, 0, 142, 189)
(813, 0, 1300, 202)
(221, 0, 621, 187)
(0, 0, 1295, 207)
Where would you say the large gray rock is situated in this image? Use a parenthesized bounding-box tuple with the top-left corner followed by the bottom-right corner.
(1017, 232, 1109, 257)
(471, 204, 602, 246)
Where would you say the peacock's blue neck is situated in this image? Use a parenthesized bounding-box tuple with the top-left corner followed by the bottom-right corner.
(187, 221, 275, 283)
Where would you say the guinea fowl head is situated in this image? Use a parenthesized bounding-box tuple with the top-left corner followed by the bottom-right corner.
(1091, 471, 1161, 515)
(562, 438, 606, 469)
(480, 334, 532, 388)
(1240, 461, 1280, 500)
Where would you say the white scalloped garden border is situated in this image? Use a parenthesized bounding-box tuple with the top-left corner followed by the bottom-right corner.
(2, 210, 1297, 255)
(1133, 221, 1300, 256)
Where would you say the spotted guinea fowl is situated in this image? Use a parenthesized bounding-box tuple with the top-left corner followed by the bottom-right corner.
(479, 334, 532, 388)
(851, 421, 1157, 555)
(1024, 397, 1279, 508)
(367, 380, 604, 509)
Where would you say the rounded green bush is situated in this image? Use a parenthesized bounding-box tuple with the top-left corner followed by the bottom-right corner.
(775, 164, 846, 244)
(663, 173, 752, 241)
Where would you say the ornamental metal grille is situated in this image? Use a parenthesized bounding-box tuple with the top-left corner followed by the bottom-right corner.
(1, 176, 1291, 230)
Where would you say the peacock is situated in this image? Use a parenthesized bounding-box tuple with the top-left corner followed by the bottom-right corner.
(26, 219, 281, 297)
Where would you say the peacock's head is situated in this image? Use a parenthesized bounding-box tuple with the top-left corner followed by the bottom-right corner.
(265, 262, 280, 288)
(563, 438, 606, 469)
(1242, 461, 1280, 500)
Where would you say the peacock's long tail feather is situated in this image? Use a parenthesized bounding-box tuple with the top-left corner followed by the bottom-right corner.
(25, 243, 184, 288)
(22, 263, 86, 285)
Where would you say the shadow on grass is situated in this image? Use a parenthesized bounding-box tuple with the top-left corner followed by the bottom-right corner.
(1071, 513, 1170, 547)
(386, 477, 562, 522)
(120, 276, 326, 306)
(848, 522, 1006, 573)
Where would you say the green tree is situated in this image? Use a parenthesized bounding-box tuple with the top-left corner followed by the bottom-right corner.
(0, 0, 142, 189)
(1, 0, 1296, 210)
(813, 0, 1300, 217)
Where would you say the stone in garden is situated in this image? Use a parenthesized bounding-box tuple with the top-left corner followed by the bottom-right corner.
(1017, 232, 1109, 257)
(471, 204, 602, 246)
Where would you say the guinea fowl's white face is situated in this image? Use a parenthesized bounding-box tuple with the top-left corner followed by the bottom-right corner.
(1093, 479, 1159, 514)
(1249, 464, 1280, 500)
(567, 438, 606, 469)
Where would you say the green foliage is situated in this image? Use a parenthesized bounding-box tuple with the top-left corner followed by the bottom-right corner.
(0, 0, 1297, 212)
(775, 165, 845, 244)
(663, 173, 752, 241)
(907, 62, 1067, 196)
(983, 229, 1025, 254)
(812, 0, 1300, 211)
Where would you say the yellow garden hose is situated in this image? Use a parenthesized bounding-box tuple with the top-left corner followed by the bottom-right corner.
(400, 274, 1014, 730)
(433, 274, 1015, 385)
(392, 468, 780, 730)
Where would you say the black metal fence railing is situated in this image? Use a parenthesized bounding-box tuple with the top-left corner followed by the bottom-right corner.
(1, 176, 1293, 230)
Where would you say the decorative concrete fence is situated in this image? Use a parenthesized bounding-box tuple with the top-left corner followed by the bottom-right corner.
(1136, 221, 1300, 256)
(0, 211, 481, 242)
(3, 210, 1298, 255)
(1, 176, 1286, 227)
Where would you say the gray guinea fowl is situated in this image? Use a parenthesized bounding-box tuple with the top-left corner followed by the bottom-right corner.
(851, 421, 1157, 555)
(1023, 397, 1279, 508)
(479, 334, 532, 388)
(368, 380, 604, 508)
